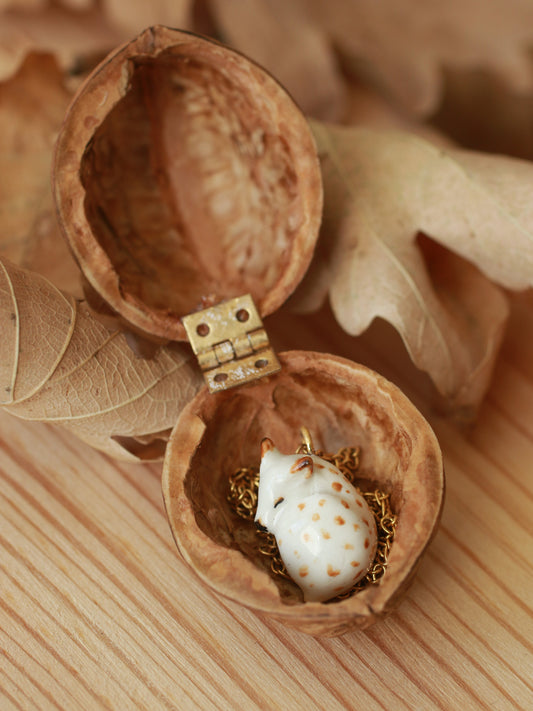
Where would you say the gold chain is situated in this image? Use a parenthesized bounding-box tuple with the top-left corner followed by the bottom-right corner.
(227, 441, 397, 600)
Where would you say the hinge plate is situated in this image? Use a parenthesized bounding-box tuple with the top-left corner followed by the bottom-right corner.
(182, 294, 281, 392)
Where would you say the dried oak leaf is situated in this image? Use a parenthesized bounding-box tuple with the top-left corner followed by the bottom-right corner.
(0, 51, 82, 295)
(0, 259, 203, 461)
(0, 1, 46, 9)
(289, 0, 533, 116)
(292, 122, 533, 415)
(102, 0, 192, 37)
(0, 2, 123, 81)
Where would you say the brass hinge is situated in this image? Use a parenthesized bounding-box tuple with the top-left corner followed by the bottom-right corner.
(182, 294, 281, 392)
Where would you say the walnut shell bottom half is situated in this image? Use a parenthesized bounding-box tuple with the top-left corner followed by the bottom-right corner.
(162, 351, 444, 637)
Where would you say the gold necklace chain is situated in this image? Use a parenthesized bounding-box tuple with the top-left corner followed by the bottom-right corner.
(228, 441, 397, 601)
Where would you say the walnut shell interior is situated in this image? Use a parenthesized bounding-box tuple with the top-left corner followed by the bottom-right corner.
(162, 351, 445, 637)
(53, 27, 322, 340)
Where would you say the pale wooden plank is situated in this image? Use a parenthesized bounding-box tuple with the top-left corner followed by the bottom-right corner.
(1, 293, 533, 710)
(419, 567, 533, 698)
(0, 413, 377, 710)
(0, 647, 56, 711)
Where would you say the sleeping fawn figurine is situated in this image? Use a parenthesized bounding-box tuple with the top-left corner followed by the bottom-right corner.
(255, 437, 378, 602)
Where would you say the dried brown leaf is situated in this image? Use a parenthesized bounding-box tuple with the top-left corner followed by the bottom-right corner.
(102, 0, 192, 36)
(0, 1, 46, 9)
(0, 52, 82, 295)
(301, 0, 533, 115)
(342, 78, 451, 145)
(293, 122, 533, 413)
(433, 66, 533, 162)
(1, 259, 204, 460)
(0, 2, 122, 81)
(193, 0, 533, 119)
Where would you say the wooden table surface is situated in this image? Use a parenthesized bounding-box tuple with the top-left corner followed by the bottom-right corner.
(1, 292, 532, 711)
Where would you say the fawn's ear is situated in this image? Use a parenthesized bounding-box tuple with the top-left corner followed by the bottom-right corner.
(260, 437, 276, 459)
(290, 456, 314, 477)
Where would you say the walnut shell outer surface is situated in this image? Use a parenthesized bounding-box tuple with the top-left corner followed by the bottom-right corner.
(53, 26, 322, 340)
(162, 351, 445, 637)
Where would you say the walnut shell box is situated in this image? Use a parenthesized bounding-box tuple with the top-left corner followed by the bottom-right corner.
(53, 26, 444, 637)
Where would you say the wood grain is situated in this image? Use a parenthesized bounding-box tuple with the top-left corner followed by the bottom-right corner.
(1, 294, 533, 710)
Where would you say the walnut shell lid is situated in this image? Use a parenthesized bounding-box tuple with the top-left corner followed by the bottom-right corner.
(53, 26, 323, 340)
(162, 351, 445, 637)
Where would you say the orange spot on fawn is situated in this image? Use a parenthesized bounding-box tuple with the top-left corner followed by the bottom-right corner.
(344, 543, 354, 550)
(331, 481, 342, 492)
(364, 538, 370, 549)
(353, 524, 359, 531)
(321, 529, 331, 539)
(327, 564, 341, 577)
(318, 499, 326, 506)
(334, 515, 345, 525)
(341, 499, 350, 509)
(351, 561, 360, 567)
(303, 533, 311, 542)
(298, 503, 305, 510)
(299, 566, 309, 578)
(312, 513, 320, 521)
(356, 499, 363, 507)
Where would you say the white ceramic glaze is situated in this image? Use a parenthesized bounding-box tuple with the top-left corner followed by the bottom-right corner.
(255, 438, 378, 602)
